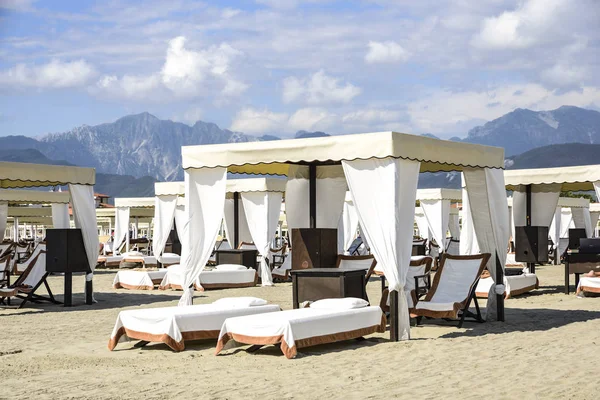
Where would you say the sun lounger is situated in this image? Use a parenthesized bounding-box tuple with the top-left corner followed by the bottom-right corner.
(14, 242, 45, 274)
(378, 256, 433, 311)
(159, 253, 180, 266)
(97, 255, 123, 268)
(112, 269, 169, 290)
(0, 242, 13, 258)
(476, 271, 538, 298)
(272, 250, 292, 281)
(576, 276, 600, 296)
(108, 298, 281, 351)
(216, 299, 386, 359)
(411, 253, 490, 328)
(159, 264, 258, 290)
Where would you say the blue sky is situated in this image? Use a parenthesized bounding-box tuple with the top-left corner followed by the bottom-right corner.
(0, 0, 599, 139)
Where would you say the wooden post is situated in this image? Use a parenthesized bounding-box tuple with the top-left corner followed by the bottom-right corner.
(309, 164, 316, 229)
(233, 192, 240, 248)
(389, 289, 399, 341)
(85, 278, 93, 305)
(496, 253, 505, 321)
(526, 184, 535, 274)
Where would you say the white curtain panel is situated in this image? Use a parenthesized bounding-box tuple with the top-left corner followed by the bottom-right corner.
(549, 207, 562, 246)
(507, 204, 515, 241)
(51, 203, 70, 229)
(113, 206, 130, 254)
(179, 167, 227, 306)
(241, 191, 283, 286)
(460, 179, 480, 255)
(0, 202, 7, 241)
(69, 184, 99, 300)
(594, 181, 600, 202)
(223, 198, 252, 248)
(571, 207, 593, 237)
(343, 157, 420, 341)
(559, 208, 572, 238)
(421, 199, 450, 250)
(284, 164, 347, 229)
(152, 194, 177, 260)
(448, 213, 460, 239)
(512, 184, 561, 227)
(590, 211, 600, 237)
(463, 168, 510, 321)
(174, 204, 187, 244)
(414, 213, 430, 240)
(338, 197, 359, 254)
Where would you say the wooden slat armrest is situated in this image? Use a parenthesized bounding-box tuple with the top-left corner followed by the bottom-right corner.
(413, 273, 431, 298)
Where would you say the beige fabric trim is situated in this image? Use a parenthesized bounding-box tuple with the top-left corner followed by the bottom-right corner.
(108, 327, 220, 352)
(112, 282, 154, 290)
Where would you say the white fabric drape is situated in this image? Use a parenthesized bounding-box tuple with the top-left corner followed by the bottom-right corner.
(512, 184, 561, 227)
(463, 168, 509, 321)
(69, 184, 99, 300)
(414, 212, 430, 240)
(284, 165, 347, 229)
(179, 167, 227, 306)
(114, 206, 130, 254)
(591, 211, 600, 238)
(448, 213, 460, 239)
(241, 192, 283, 286)
(549, 207, 562, 246)
(507, 204, 515, 241)
(460, 178, 480, 255)
(153, 195, 177, 261)
(559, 208, 573, 238)
(174, 204, 186, 245)
(594, 181, 600, 203)
(223, 198, 252, 248)
(343, 157, 420, 341)
(0, 202, 7, 241)
(421, 199, 450, 251)
(51, 203, 70, 229)
(571, 207, 593, 237)
(338, 196, 359, 254)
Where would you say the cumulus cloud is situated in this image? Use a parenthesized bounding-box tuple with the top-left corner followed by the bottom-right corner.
(221, 7, 242, 19)
(282, 70, 361, 105)
(230, 107, 289, 134)
(540, 64, 588, 89)
(0, 0, 37, 11)
(94, 36, 248, 101)
(0, 59, 96, 89)
(471, 0, 567, 50)
(407, 83, 600, 135)
(365, 41, 410, 64)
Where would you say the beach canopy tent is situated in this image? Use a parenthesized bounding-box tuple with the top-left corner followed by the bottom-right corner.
(181, 131, 508, 341)
(113, 197, 155, 253)
(505, 165, 600, 271)
(96, 207, 154, 250)
(153, 178, 286, 285)
(0, 190, 71, 240)
(0, 161, 98, 304)
(415, 188, 462, 250)
(338, 191, 360, 254)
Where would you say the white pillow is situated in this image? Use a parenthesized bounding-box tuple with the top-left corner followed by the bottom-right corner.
(212, 297, 267, 308)
(123, 251, 143, 257)
(215, 264, 248, 271)
(310, 297, 369, 310)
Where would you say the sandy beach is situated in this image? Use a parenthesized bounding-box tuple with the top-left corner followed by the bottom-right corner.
(1, 265, 599, 400)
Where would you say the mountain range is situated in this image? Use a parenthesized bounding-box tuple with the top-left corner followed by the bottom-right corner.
(1, 105, 599, 198)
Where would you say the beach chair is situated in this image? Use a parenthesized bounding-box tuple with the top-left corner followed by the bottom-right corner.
(346, 237, 364, 256)
(378, 256, 434, 312)
(0, 242, 14, 258)
(272, 250, 292, 281)
(0, 253, 12, 286)
(270, 243, 287, 269)
(336, 255, 377, 281)
(0, 250, 60, 308)
(445, 238, 460, 255)
(13, 242, 45, 275)
(410, 253, 490, 328)
(237, 242, 257, 250)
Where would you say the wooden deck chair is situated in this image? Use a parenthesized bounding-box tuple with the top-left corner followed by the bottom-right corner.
(410, 253, 491, 328)
(378, 256, 434, 313)
(270, 243, 287, 269)
(336, 255, 377, 303)
(445, 237, 460, 255)
(0, 250, 60, 309)
(0, 242, 14, 259)
(237, 241, 257, 250)
(346, 237, 364, 256)
(0, 253, 12, 288)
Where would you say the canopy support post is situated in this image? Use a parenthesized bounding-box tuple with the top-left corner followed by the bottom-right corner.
(495, 253, 505, 321)
(233, 191, 240, 248)
(526, 184, 535, 274)
(309, 164, 316, 229)
(389, 290, 399, 341)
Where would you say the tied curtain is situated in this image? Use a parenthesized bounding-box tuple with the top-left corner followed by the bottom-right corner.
(512, 184, 561, 227)
(448, 212, 460, 239)
(69, 184, 99, 301)
(114, 206, 130, 254)
(285, 165, 347, 229)
(0, 202, 7, 241)
(549, 207, 561, 248)
(571, 207, 593, 237)
(343, 157, 420, 341)
(421, 199, 450, 251)
(51, 203, 70, 229)
(153, 194, 177, 261)
(223, 198, 252, 248)
(179, 167, 227, 306)
(241, 191, 283, 286)
(460, 178, 480, 255)
(338, 194, 359, 254)
(462, 168, 510, 321)
(174, 204, 187, 245)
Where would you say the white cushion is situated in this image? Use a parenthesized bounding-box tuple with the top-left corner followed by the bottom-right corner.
(122, 251, 143, 257)
(212, 297, 267, 308)
(310, 297, 369, 310)
(215, 264, 248, 271)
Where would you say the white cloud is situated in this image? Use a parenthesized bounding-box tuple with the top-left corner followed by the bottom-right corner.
(471, 0, 567, 50)
(287, 107, 338, 132)
(230, 107, 289, 134)
(221, 8, 242, 19)
(365, 41, 410, 64)
(94, 74, 161, 100)
(172, 106, 204, 125)
(407, 83, 600, 135)
(0, 0, 37, 11)
(282, 70, 361, 105)
(541, 64, 588, 89)
(0, 59, 96, 89)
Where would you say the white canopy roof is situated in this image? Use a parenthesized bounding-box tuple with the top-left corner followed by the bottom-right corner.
(0, 189, 70, 204)
(416, 188, 462, 201)
(182, 131, 505, 175)
(0, 161, 95, 188)
(114, 197, 155, 208)
(8, 207, 52, 217)
(96, 208, 155, 218)
(155, 178, 287, 198)
(507, 196, 590, 208)
(591, 203, 600, 212)
(7, 216, 53, 225)
(505, 165, 600, 191)
(155, 181, 185, 196)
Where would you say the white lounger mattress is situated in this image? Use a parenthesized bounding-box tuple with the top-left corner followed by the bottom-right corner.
(476, 273, 538, 298)
(109, 303, 281, 352)
(112, 269, 168, 290)
(577, 276, 600, 295)
(216, 306, 386, 359)
(159, 265, 257, 290)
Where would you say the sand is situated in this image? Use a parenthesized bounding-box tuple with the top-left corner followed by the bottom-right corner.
(1, 264, 600, 400)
